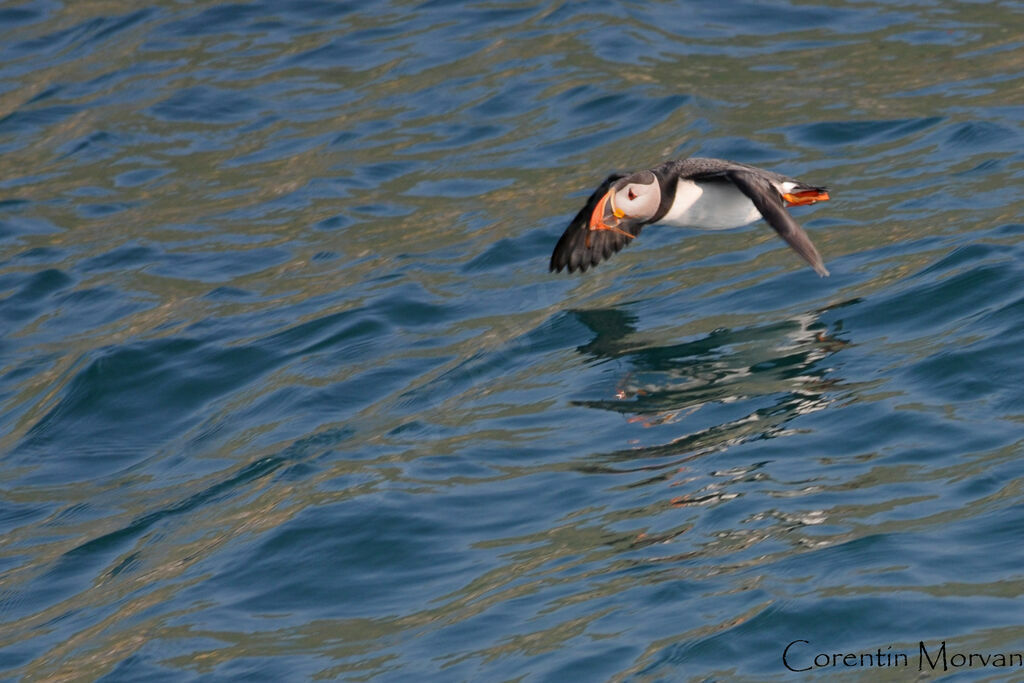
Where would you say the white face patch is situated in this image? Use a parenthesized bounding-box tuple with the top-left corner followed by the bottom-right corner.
(611, 174, 660, 221)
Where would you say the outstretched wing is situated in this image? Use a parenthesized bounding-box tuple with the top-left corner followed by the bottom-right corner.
(549, 174, 646, 273)
(726, 169, 830, 277)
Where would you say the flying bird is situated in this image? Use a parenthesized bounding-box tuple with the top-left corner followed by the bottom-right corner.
(549, 157, 831, 276)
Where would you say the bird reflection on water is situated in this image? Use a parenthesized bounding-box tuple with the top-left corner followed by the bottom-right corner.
(569, 303, 855, 471)
(564, 303, 856, 553)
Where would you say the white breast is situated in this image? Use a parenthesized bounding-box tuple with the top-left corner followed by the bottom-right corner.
(659, 179, 763, 230)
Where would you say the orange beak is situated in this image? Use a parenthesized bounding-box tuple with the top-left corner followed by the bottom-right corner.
(589, 190, 626, 231)
(586, 190, 635, 248)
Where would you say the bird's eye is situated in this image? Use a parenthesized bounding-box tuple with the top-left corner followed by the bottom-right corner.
(628, 188, 637, 201)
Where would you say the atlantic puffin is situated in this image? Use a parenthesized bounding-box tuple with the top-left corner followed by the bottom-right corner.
(549, 157, 831, 276)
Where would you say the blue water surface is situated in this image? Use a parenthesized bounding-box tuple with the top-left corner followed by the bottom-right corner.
(1, 1, 1023, 680)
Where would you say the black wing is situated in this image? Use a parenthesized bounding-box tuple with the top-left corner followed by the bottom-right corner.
(549, 174, 646, 273)
(726, 169, 830, 277)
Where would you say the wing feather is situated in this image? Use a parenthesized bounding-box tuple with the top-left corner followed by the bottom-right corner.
(726, 169, 830, 277)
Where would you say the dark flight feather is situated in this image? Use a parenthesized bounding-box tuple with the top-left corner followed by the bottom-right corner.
(725, 170, 830, 277)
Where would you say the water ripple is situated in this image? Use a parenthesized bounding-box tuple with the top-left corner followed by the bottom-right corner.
(1, 0, 1023, 679)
